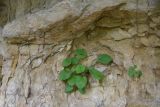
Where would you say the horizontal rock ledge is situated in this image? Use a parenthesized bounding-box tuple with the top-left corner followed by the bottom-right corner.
(1, 0, 157, 44)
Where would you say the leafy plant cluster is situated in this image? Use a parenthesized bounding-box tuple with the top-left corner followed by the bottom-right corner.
(128, 65, 142, 78)
(59, 48, 143, 94)
(59, 48, 113, 94)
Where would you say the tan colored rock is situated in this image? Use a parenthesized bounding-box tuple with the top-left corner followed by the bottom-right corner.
(0, 0, 159, 107)
(96, 17, 122, 28)
(127, 104, 149, 107)
(96, 9, 132, 28)
(140, 35, 160, 47)
(128, 24, 149, 36)
(137, 24, 148, 34)
(152, 16, 160, 24)
(99, 39, 134, 68)
(107, 28, 133, 40)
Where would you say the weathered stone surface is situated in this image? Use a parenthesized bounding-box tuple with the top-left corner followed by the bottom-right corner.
(141, 35, 160, 47)
(0, 0, 160, 107)
(107, 28, 133, 40)
(0, 0, 61, 26)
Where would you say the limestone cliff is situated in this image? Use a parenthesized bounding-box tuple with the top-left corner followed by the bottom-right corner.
(0, 0, 160, 107)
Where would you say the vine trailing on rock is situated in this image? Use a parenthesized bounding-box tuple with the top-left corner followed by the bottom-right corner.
(59, 48, 113, 94)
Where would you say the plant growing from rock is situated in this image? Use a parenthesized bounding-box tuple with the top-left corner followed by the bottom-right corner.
(128, 65, 142, 78)
(59, 48, 113, 94)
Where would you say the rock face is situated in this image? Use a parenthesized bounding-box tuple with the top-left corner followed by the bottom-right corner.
(0, 0, 160, 107)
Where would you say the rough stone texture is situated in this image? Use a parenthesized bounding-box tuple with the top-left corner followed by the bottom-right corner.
(0, 0, 160, 107)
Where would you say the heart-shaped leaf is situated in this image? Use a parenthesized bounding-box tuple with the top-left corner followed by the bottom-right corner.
(65, 84, 73, 93)
(134, 70, 142, 78)
(67, 75, 77, 86)
(59, 69, 71, 80)
(97, 54, 113, 65)
(128, 65, 135, 78)
(89, 67, 104, 80)
(71, 66, 76, 73)
(78, 88, 85, 94)
(75, 76, 87, 89)
(128, 69, 135, 78)
(128, 65, 142, 78)
(62, 58, 71, 67)
(75, 64, 86, 74)
(75, 48, 87, 59)
(71, 57, 80, 65)
(67, 75, 87, 89)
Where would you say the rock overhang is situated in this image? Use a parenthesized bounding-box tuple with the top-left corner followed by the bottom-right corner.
(1, 0, 158, 41)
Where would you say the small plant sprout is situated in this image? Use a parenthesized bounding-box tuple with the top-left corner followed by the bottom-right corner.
(128, 65, 142, 78)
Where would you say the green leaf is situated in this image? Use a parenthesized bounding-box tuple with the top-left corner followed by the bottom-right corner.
(62, 58, 71, 67)
(67, 75, 87, 89)
(128, 65, 143, 78)
(71, 66, 76, 73)
(75, 76, 87, 89)
(128, 69, 135, 78)
(97, 54, 113, 65)
(67, 75, 77, 86)
(59, 69, 71, 80)
(75, 64, 86, 74)
(138, 70, 142, 77)
(75, 48, 87, 59)
(134, 71, 141, 78)
(71, 57, 80, 65)
(89, 67, 104, 80)
(78, 88, 85, 94)
(65, 84, 73, 93)
(128, 66, 136, 78)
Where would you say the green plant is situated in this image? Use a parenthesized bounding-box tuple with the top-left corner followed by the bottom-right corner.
(128, 65, 142, 78)
(97, 54, 113, 65)
(59, 48, 113, 94)
(88, 67, 104, 80)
